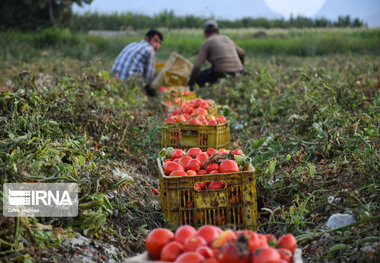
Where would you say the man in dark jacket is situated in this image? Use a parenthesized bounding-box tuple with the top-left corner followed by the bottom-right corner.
(188, 20, 245, 90)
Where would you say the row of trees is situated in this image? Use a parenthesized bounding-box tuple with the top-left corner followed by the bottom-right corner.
(0, 1, 366, 32)
(71, 10, 366, 32)
(0, 0, 93, 31)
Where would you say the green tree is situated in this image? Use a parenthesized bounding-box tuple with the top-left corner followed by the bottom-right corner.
(0, 0, 93, 31)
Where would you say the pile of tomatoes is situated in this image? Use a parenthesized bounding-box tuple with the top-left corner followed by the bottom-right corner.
(161, 147, 248, 190)
(164, 98, 226, 126)
(145, 224, 297, 263)
(159, 86, 194, 108)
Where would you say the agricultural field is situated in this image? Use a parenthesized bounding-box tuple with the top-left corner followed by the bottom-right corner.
(0, 28, 379, 262)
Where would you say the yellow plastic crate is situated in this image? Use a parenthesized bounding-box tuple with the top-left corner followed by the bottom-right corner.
(153, 52, 193, 87)
(155, 61, 165, 71)
(160, 122, 230, 151)
(158, 158, 257, 231)
(164, 71, 188, 87)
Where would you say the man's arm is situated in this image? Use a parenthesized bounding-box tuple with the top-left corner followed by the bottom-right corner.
(235, 44, 245, 66)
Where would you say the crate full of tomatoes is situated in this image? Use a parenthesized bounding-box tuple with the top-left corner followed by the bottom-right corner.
(161, 98, 229, 151)
(125, 224, 303, 263)
(158, 147, 257, 231)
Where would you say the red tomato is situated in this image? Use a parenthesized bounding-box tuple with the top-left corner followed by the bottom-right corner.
(145, 228, 174, 260)
(174, 225, 197, 245)
(173, 109, 181, 115)
(218, 148, 229, 154)
(160, 241, 184, 261)
(206, 163, 219, 173)
(231, 149, 242, 155)
(206, 148, 218, 156)
(175, 252, 205, 263)
(277, 234, 297, 254)
(196, 116, 206, 122)
(186, 170, 197, 176)
(196, 246, 214, 258)
(195, 152, 209, 166)
(219, 242, 251, 263)
(165, 117, 176, 123)
(212, 230, 237, 248)
(169, 170, 187, 177)
(151, 188, 159, 195)
(195, 108, 208, 116)
(176, 115, 186, 123)
(197, 225, 221, 246)
(195, 182, 208, 190)
(163, 161, 184, 175)
(277, 248, 293, 262)
(186, 159, 201, 172)
(197, 170, 207, 175)
(184, 236, 207, 252)
(199, 101, 210, 109)
(187, 147, 202, 158)
(208, 120, 218, 125)
(247, 233, 269, 253)
(214, 212, 227, 226)
(190, 118, 201, 125)
(219, 160, 239, 173)
(194, 98, 203, 108)
(216, 115, 226, 124)
(182, 106, 193, 115)
(207, 181, 225, 190)
(209, 170, 219, 174)
(178, 156, 192, 168)
(204, 257, 219, 263)
(171, 149, 185, 160)
(264, 234, 278, 247)
(254, 247, 281, 263)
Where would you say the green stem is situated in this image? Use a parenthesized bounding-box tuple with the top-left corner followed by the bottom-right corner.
(14, 217, 20, 243)
(0, 238, 14, 247)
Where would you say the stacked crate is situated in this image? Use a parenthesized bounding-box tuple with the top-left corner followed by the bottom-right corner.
(155, 53, 257, 231)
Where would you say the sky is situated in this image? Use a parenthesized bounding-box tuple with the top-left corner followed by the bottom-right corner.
(73, 0, 380, 27)
(73, 0, 326, 19)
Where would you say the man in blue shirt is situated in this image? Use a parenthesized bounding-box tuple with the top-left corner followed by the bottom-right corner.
(111, 29, 163, 97)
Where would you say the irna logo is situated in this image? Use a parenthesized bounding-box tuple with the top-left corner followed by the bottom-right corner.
(8, 189, 73, 206)
(3, 183, 78, 217)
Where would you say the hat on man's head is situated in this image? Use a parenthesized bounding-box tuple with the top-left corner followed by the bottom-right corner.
(204, 20, 219, 31)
